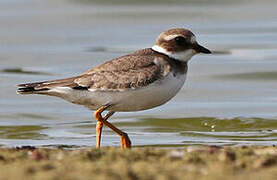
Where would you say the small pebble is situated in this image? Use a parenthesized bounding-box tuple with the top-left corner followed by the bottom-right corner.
(253, 158, 277, 169)
(169, 150, 184, 159)
(56, 152, 64, 160)
(29, 149, 43, 161)
(218, 151, 236, 161)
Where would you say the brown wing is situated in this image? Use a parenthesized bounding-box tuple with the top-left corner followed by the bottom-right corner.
(83, 48, 164, 74)
(75, 48, 171, 90)
(17, 48, 171, 93)
(75, 63, 161, 91)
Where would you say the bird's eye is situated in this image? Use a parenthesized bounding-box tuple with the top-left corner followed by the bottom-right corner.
(174, 36, 186, 45)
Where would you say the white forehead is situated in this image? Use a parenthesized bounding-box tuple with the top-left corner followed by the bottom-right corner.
(163, 34, 197, 43)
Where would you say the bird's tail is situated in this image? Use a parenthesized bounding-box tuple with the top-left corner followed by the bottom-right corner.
(17, 76, 79, 95)
(17, 81, 50, 95)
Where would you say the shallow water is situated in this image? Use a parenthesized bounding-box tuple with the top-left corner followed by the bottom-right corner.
(1, 0, 277, 148)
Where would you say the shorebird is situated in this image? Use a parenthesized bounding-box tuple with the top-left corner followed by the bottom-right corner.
(17, 28, 211, 149)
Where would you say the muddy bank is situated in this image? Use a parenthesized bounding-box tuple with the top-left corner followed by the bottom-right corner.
(0, 146, 277, 179)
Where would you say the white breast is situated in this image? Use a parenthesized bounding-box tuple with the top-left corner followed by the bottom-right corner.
(47, 72, 187, 112)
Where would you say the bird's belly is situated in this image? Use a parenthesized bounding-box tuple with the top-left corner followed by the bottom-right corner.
(91, 73, 186, 112)
(110, 73, 186, 111)
(52, 73, 186, 112)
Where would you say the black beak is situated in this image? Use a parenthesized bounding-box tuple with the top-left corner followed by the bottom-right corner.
(194, 44, 211, 54)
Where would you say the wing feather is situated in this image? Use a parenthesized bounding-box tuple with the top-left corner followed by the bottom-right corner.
(17, 48, 172, 93)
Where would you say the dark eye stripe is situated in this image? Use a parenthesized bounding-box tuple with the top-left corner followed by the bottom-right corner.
(174, 36, 190, 46)
(174, 36, 186, 43)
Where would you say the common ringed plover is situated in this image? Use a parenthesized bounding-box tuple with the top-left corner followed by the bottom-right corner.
(17, 28, 211, 149)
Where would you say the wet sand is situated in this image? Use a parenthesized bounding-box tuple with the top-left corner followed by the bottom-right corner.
(0, 146, 277, 179)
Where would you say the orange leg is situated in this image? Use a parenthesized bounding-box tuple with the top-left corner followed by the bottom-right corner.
(96, 111, 115, 148)
(94, 106, 131, 149)
(96, 121, 103, 148)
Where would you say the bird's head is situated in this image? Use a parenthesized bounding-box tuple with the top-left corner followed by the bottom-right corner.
(152, 28, 211, 62)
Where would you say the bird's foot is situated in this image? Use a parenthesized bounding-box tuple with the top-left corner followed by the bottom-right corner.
(120, 132, 131, 149)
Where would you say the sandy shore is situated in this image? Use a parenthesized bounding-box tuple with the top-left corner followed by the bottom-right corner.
(0, 146, 277, 179)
